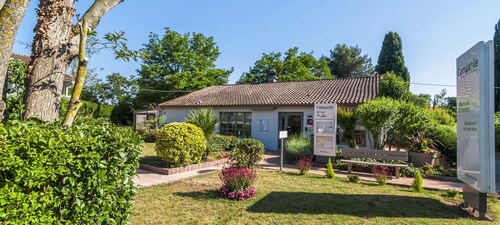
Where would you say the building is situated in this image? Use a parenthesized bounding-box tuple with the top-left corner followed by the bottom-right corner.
(157, 76, 380, 151)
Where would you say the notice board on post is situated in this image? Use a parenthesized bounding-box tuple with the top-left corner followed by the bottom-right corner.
(313, 103, 337, 157)
(456, 41, 496, 194)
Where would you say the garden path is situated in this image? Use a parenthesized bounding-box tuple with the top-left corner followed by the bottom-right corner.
(260, 151, 463, 191)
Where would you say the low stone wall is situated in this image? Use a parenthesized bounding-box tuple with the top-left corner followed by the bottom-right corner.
(139, 158, 229, 175)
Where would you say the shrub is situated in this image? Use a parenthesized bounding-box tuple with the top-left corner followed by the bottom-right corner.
(378, 72, 410, 100)
(427, 123, 456, 162)
(110, 100, 133, 125)
(0, 120, 142, 224)
(230, 138, 265, 168)
(185, 108, 219, 139)
(208, 134, 239, 151)
(371, 165, 390, 185)
(219, 167, 257, 201)
(137, 128, 156, 143)
(155, 122, 206, 167)
(285, 134, 312, 162)
(337, 107, 357, 148)
(424, 108, 455, 126)
(412, 170, 424, 192)
(296, 156, 313, 175)
(326, 158, 336, 178)
(95, 104, 114, 118)
(357, 97, 399, 149)
(347, 174, 360, 183)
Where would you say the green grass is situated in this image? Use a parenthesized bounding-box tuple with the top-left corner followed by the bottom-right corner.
(131, 169, 499, 224)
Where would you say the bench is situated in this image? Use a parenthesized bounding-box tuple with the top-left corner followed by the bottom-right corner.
(340, 148, 408, 178)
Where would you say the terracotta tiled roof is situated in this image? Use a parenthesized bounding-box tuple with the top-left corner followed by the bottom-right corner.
(10, 53, 74, 82)
(159, 76, 380, 107)
(10, 53, 30, 64)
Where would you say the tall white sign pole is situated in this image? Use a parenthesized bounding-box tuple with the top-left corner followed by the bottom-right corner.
(456, 41, 496, 218)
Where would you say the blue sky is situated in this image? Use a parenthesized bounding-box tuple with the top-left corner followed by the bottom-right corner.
(12, 0, 500, 97)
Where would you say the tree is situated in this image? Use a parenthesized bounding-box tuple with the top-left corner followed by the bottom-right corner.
(23, 0, 127, 122)
(375, 32, 410, 82)
(238, 47, 332, 84)
(135, 28, 232, 108)
(432, 89, 447, 109)
(110, 100, 133, 125)
(357, 97, 399, 149)
(378, 72, 410, 100)
(337, 107, 357, 148)
(5, 59, 27, 120)
(495, 19, 500, 112)
(0, 0, 30, 121)
(83, 72, 136, 104)
(326, 44, 374, 78)
(408, 93, 432, 108)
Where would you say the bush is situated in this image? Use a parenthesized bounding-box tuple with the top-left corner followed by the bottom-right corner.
(137, 128, 156, 143)
(326, 158, 336, 178)
(208, 134, 239, 151)
(0, 120, 142, 224)
(412, 170, 424, 192)
(337, 107, 357, 148)
(445, 189, 460, 198)
(110, 100, 133, 125)
(424, 108, 455, 126)
(427, 123, 456, 162)
(95, 104, 114, 118)
(285, 135, 312, 162)
(371, 165, 390, 185)
(357, 97, 399, 149)
(155, 122, 206, 167)
(296, 156, 313, 175)
(230, 138, 265, 168)
(219, 167, 257, 201)
(347, 174, 360, 183)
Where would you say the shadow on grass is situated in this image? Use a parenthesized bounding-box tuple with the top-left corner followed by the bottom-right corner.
(173, 190, 220, 200)
(247, 192, 463, 219)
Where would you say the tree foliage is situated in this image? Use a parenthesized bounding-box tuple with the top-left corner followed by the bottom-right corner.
(82, 72, 136, 105)
(326, 44, 374, 78)
(337, 107, 357, 148)
(375, 32, 410, 82)
(135, 28, 232, 108)
(408, 93, 431, 108)
(357, 97, 399, 149)
(237, 47, 332, 84)
(378, 72, 409, 100)
(5, 59, 27, 120)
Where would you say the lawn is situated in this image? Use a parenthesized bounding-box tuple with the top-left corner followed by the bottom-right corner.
(131, 169, 499, 225)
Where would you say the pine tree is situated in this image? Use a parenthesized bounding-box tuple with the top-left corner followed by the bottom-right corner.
(326, 158, 336, 178)
(375, 32, 410, 82)
(412, 170, 423, 192)
(494, 19, 500, 112)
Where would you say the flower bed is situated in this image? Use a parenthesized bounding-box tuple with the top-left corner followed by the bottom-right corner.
(219, 167, 257, 201)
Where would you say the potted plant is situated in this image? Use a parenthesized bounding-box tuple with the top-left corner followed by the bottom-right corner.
(407, 133, 438, 167)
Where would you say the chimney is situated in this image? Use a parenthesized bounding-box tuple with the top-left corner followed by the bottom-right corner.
(267, 69, 278, 83)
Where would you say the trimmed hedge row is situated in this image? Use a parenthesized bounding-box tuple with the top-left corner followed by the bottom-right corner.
(0, 120, 142, 224)
(207, 134, 240, 152)
(59, 97, 114, 120)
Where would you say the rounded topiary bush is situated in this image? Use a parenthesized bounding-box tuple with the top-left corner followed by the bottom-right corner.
(155, 122, 206, 167)
(230, 138, 265, 168)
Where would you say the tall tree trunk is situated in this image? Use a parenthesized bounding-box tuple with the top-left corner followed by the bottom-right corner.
(0, 0, 30, 121)
(23, 0, 75, 122)
(24, 0, 125, 121)
(63, 19, 88, 126)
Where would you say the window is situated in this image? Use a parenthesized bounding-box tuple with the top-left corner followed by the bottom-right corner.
(219, 112, 252, 138)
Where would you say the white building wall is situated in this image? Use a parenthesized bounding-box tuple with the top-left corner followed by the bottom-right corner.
(160, 105, 366, 151)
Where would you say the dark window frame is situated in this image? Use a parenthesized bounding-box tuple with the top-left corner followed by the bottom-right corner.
(219, 112, 252, 138)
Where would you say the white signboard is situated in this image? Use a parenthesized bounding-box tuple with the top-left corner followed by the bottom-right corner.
(279, 130, 288, 139)
(456, 41, 496, 194)
(314, 103, 337, 157)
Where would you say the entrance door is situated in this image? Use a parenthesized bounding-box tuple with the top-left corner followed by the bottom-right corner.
(278, 112, 303, 137)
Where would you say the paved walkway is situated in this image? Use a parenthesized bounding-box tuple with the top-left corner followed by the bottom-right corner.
(134, 152, 463, 191)
(260, 152, 462, 191)
(134, 167, 222, 187)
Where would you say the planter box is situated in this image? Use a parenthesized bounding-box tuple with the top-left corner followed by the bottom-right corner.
(139, 158, 229, 175)
(409, 152, 437, 167)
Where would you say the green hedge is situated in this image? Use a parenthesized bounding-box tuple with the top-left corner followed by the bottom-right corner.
(285, 135, 313, 163)
(155, 122, 206, 167)
(0, 120, 142, 224)
(230, 138, 265, 168)
(59, 97, 115, 120)
(207, 134, 239, 152)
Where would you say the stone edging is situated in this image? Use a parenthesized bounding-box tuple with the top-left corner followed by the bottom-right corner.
(139, 158, 229, 175)
(423, 174, 460, 182)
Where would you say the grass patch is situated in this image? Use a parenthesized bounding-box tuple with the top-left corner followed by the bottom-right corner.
(139, 143, 230, 168)
(131, 169, 498, 224)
